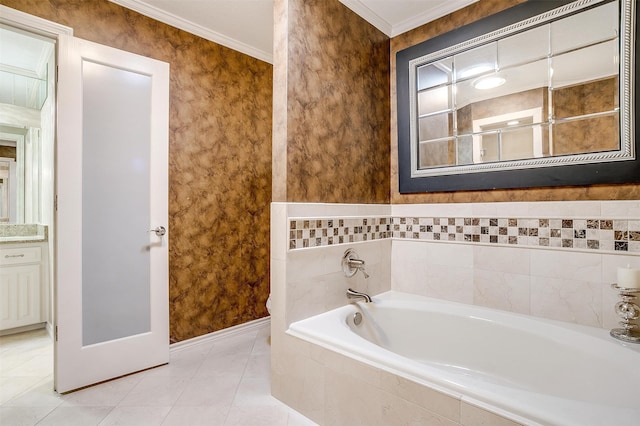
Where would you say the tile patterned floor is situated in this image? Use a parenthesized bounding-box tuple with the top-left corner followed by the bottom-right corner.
(0, 324, 315, 425)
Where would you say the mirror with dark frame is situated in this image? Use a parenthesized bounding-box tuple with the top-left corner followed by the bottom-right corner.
(396, 0, 639, 193)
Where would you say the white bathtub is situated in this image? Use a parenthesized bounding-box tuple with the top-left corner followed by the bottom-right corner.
(287, 291, 640, 426)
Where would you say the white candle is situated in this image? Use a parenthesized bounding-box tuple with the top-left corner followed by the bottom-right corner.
(617, 265, 640, 289)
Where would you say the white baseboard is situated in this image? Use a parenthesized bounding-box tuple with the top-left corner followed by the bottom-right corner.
(170, 316, 270, 353)
(0, 322, 46, 337)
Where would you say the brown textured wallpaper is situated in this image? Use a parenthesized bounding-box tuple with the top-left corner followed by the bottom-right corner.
(553, 78, 619, 155)
(273, 0, 391, 203)
(2, 0, 273, 341)
(0, 146, 16, 159)
(391, 0, 640, 203)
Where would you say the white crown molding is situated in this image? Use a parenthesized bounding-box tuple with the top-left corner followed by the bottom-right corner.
(390, 0, 480, 37)
(0, 5, 73, 37)
(0, 63, 40, 79)
(108, 0, 273, 64)
(339, 0, 393, 36)
(339, 0, 479, 38)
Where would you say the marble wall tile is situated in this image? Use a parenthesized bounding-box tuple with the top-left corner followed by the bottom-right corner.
(460, 401, 524, 426)
(389, 202, 639, 329)
(324, 368, 383, 426)
(473, 246, 530, 275)
(6, 0, 273, 341)
(411, 263, 475, 304)
(287, 202, 391, 218)
(393, 202, 474, 217)
(378, 371, 461, 422)
(278, 0, 391, 204)
(601, 200, 640, 218)
(389, 0, 640, 203)
(529, 250, 601, 282)
(281, 201, 638, 331)
(310, 345, 382, 388)
(286, 239, 391, 324)
(529, 277, 602, 327)
(270, 335, 325, 424)
(379, 390, 459, 426)
(391, 240, 475, 303)
(473, 269, 530, 315)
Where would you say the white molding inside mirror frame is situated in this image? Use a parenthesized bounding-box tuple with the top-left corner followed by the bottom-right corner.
(396, 0, 640, 192)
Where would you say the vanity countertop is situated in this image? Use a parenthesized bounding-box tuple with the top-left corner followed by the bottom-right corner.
(0, 224, 48, 244)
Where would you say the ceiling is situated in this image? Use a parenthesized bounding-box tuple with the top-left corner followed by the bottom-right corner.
(0, 26, 53, 78)
(0, 0, 478, 109)
(0, 26, 54, 109)
(108, 0, 479, 63)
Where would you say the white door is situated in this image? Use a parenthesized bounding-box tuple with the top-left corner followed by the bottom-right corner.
(55, 35, 169, 393)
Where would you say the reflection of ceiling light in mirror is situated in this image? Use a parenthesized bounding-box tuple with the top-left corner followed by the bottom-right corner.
(459, 64, 493, 79)
(473, 76, 506, 90)
(507, 120, 519, 126)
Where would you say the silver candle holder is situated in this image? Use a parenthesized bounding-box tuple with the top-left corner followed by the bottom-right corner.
(610, 283, 640, 343)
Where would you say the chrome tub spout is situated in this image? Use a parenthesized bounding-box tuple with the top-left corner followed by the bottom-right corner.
(347, 288, 372, 303)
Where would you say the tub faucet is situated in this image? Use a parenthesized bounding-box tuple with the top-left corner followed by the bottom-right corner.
(347, 288, 372, 303)
(347, 258, 370, 278)
(342, 249, 370, 278)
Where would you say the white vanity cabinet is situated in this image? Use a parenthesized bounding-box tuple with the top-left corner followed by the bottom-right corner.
(0, 243, 46, 331)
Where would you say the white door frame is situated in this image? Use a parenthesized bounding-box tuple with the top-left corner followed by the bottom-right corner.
(0, 2, 71, 381)
(1, 6, 170, 393)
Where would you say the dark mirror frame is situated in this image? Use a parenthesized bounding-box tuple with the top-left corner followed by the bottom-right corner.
(397, 0, 640, 193)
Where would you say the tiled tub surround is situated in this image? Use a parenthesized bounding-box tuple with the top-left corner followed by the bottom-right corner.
(271, 203, 394, 424)
(287, 293, 640, 426)
(273, 203, 392, 326)
(272, 201, 640, 425)
(286, 201, 640, 330)
(391, 201, 640, 331)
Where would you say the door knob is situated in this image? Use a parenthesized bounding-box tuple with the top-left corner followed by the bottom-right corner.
(150, 226, 166, 237)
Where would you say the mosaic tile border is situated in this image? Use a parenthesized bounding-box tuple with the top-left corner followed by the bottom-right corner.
(288, 216, 640, 254)
(289, 217, 391, 249)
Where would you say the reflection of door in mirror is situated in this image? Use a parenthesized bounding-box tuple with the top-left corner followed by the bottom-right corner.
(472, 108, 543, 163)
(0, 126, 41, 223)
(480, 120, 533, 163)
(0, 155, 17, 222)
